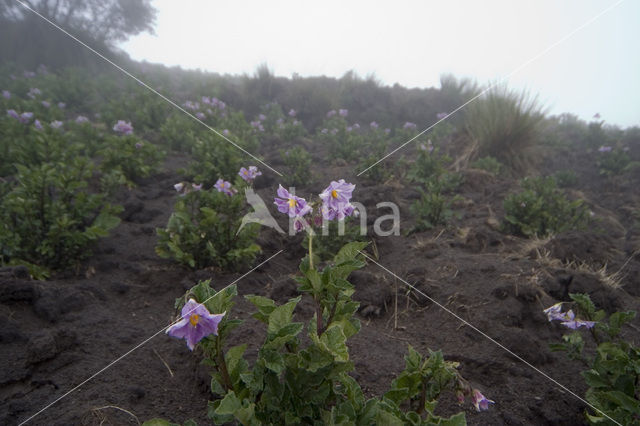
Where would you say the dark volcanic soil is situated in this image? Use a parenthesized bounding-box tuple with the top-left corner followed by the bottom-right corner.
(1, 138, 639, 426)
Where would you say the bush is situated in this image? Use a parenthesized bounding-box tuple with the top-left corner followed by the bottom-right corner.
(149, 242, 486, 425)
(465, 85, 546, 174)
(553, 170, 578, 188)
(98, 135, 164, 185)
(280, 146, 312, 187)
(596, 148, 632, 177)
(410, 180, 460, 233)
(187, 134, 244, 187)
(502, 176, 590, 237)
(0, 160, 121, 277)
(155, 187, 260, 271)
(546, 293, 638, 425)
(471, 156, 503, 176)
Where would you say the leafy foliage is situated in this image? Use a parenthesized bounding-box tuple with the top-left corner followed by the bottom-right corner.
(502, 176, 590, 237)
(0, 160, 121, 277)
(98, 134, 164, 185)
(302, 217, 368, 262)
(155, 187, 260, 271)
(280, 145, 312, 187)
(596, 148, 632, 177)
(471, 156, 503, 176)
(548, 293, 639, 425)
(155, 242, 472, 426)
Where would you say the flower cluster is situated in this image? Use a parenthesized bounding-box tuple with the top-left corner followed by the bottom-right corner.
(166, 299, 225, 350)
(543, 302, 596, 329)
(403, 121, 417, 130)
(7, 109, 33, 124)
(174, 182, 203, 196)
(598, 145, 612, 153)
(273, 179, 356, 233)
(2, 90, 10, 99)
(75, 115, 90, 124)
(436, 112, 449, 120)
(238, 166, 262, 182)
(113, 120, 134, 135)
(27, 87, 41, 99)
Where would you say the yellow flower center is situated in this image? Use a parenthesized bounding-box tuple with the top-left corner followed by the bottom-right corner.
(220, 182, 225, 188)
(331, 189, 338, 198)
(244, 170, 248, 175)
(189, 314, 200, 327)
(288, 198, 297, 208)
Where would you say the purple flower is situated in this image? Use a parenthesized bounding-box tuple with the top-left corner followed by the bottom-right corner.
(113, 120, 134, 135)
(75, 115, 89, 124)
(543, 303, 565, 322)
(2, 90, 10, 99)
(238, 166, 262, 182)
(370, 121, 379, 129)
(7, 109, 19, 120)
(135, 142, 143, 149)
(258, 114, 266, 121)
(288, 109, 296, 117)
(436, 112, 448, 120)
(23, 71, 36, 78)
(321, 128, 328, 134)
(346, 126, 352, 132)
(214, 179, 235, 196)
(57, 102, 66, 109)
(27, 88, 41, 99)
(403, 121, 417, 130)
(250, 120, 261, 128)
(598, 146, 612, 153)
(41, 101, 50, 108)
(19, 112, 33, 124)
(593, 113, 601, 119)
(274, 185, 312, 219)
(353, 123, 360, 130)
(50, 120, 63, 129)
(192, 183, 203, 191)
(384, 128, 391, 134)
(34, 119, 43, 130)
(276, 118, 284, 125)
(319, 179, 356, 220)
(560, 310, 596, 330)
(327, 109, 337, 118)
(339, 109, 348, 117)
(195, 112, 206, 120)
(202, 96, 211, 105)
(166, 299, 225, 351)
(330, 128, 338, 135)
(471, 389, 494, 411)
(222, 129, 230, 136)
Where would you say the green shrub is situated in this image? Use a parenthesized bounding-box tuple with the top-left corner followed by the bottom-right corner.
(187, 135, 244, 187)
(553, 170, 578, 188)
(471, 156, 503, 176)
(0, 160, 121, 277)
(155, 187, 260, 271)
(280, 146, 312, 187)
(546, 293, 639, 425)
(98, 135, 164, 185)
(151, 242, 480, 425)
(465, 85, 546, 174)
(410, 180, 460, 233)
(159, 114, 200, 151)
(596, 148, 632, 177)
(502, 176, 590, 237)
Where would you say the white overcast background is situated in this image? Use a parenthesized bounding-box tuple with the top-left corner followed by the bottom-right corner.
(121, 0, 640, 128)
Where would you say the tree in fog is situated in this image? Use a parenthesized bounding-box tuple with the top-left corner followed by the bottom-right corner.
(0, 0, 156, 45)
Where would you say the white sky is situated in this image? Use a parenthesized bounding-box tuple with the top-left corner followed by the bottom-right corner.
(121, 0, 640, 128)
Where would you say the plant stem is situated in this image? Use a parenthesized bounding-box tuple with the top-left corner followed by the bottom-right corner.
(308, 232, 314, 270)
(215, 336, 234, 392)
(417, 379, 427, 415)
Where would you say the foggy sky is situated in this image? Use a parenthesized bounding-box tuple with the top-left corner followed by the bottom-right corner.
(121, 0, 640, 128)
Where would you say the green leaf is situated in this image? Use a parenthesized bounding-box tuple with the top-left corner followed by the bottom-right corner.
(261, 349, 285, 374)
(215, 391, 242, 415)
(333, 241, 369, 265)
(267, 297, 301, 335)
